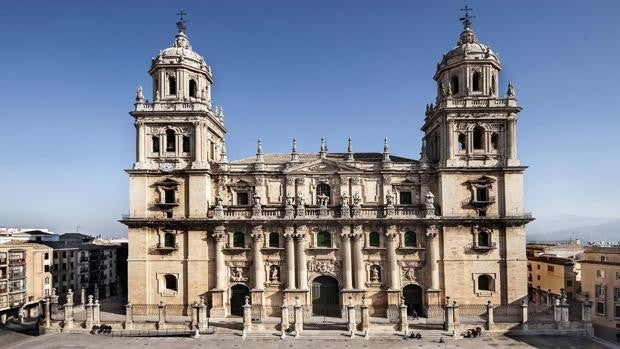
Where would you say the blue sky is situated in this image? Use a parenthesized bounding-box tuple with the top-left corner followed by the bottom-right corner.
(0, 1, 618, 236)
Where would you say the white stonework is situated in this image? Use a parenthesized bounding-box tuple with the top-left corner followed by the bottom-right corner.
(123, 18, 532, 319)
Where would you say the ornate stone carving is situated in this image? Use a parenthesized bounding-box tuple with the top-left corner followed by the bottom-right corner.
(269, 265, 280, 282)
(370, 265, 381, 283)
(229, 267, 248, 282)
(252, 194, 262, 217)
(284, 196, 295, 218)
(296, 194, 305, 217)
(213, 195, 224, 218)
(401, 267, 417, 282)
(425, 225, 438, 240)
(213, 226, 227, 242)
(424, 191, 435, 218)
(308, 260, 339, 275)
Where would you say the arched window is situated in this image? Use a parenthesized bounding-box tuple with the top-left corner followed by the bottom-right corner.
(164, 232, 175, 248)
(316, 231, 331, 247)
(166, 129, 176, 152)
(457, 133, 466, 152)
(404, 231, 417, 247)
(316, 183, 331, 205)
(477, 230, 490, 247)
(490, 133, 498, 151)
(450, 75, 459, 94)
(369, 232, 380, 247)
(233, 232, 245, 248)
(164, 274, 177, 291)
(473, 126, 484, 150)
(44, 277, 49, 284)
(478, 274, 493, 291)
(152, 136, 160, 153)
(189, 79, 197, 97)
(269, 232, 279, 248)
(168, 76, 177, 95)
(182, 135, 190, 153)
(472, 71, 481, 92)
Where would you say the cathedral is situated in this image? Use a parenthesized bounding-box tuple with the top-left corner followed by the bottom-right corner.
(122, 13, 532, 321)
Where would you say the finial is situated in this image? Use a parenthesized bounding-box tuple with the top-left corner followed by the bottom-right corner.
(507, 81, 516, 98)
(135, 86, 144, 103)
(176, 10, 188, 33)
(383, 137, 391, 162)
(290, 138, 300, 162)
(459, 6, 475, 29)
(256, 139, 264, 162)
(319, 137, 327, 158)
(346, 137, 354, 162)
(220, 140, 228, 163)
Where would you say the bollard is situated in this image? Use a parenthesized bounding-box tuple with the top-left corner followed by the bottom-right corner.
(444, 299, 454, 332)
(80, 287, 86, 311)
(399, 297, 408, 335)
(280, 303, 289, 339)
(486, 301, 495, 331)
(293, 296, 303, 338)
(360, 296, 370, 337)
(582, 301, 593, 336)
(44, 298, 51, 328)
(158, 301, 166, 329)
(521, 299, 528, 330)
(85, 295, 94, 329)
(125, 303, 133, 330)
(347, 297, 356, 338)
(93, 300, 101, 326)
(198, 297, 208, 330)
(242, 296, 252, 335)
(191, 302, 198, 328)
(64, 289, 75, 329)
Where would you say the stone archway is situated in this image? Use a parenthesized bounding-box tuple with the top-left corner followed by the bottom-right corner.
(230, 284, 249, 316)
(402, 284, 423, 316)
(311, 275, 340, 317)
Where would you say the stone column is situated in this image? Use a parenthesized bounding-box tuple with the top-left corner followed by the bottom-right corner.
(44, 298, 51, 328)
(444, 302, 454, 331)
(386, 226, 400, 290)
(295, 226, 308, 290)
(213, 227, 227, 290)
(125, 303, 133, 330)
(198, 298, 208, 330)
(158, 301, 166, 329)
(486, 301, 495, 331)
(341, 225, 353, 290)
(293, 297, 303, 337)
(284, 227, 296, 290)
(136, 121, 145, 165)
(93, 300, 101, 326)
(63, 289, 74, 329)
(352, 225, 365, 290)
(426, 225, 440, 290)
(85, 295, 94, 329)
(251, 226, 265, 290)
(582, 301, 593, 336)
(191, 302, 198, 328)
(346, 298, 356, 337)
(50, 288, 59, 315)
(453, 301, 460, 328)
(399, 298, 408, 334)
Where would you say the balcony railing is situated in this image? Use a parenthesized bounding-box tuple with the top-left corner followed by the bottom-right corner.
(0, 259, 6, 265)
(9, 272, 25, 279)
(155, 198, 180, 209)
(462, 196, 497, 207)
(8, 258, 25, 265)
(9, 286, 26, 293)
(155, 243, 179, 251)
(472, 242, 498, 251)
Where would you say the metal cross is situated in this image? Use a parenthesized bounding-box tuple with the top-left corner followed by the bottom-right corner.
(176, 10, 188, 31)
(459, 5, 475, 28)
(176, 10, 188, 22)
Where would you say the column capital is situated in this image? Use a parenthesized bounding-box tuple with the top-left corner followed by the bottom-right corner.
(213, 226, 227, 242)
(425, 225, 438, 239)
(385, 225, 399, 240)
(251, 225, 264, 241)
(340, 225, 352, 239)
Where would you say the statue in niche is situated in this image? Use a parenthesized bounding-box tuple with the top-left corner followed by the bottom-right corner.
(353, 192, 361, 206)
(318, 193, 329, 208)
(371, 266, 380, 283)
(270, 265, 280, 282)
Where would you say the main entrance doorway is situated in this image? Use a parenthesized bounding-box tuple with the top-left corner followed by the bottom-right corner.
(230, 284, 249, 316)
(311, 275, 340, 317)
(403, 284, 423, 316)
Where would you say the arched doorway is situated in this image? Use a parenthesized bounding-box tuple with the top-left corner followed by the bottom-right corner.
(403, 284, 423, 316)
(230, 284, 249, 316)
(311, 275, 340, 317)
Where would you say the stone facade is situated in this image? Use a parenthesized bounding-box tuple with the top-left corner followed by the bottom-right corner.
(123, 17, 532, 319)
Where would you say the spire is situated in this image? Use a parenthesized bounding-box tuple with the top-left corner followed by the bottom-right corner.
(382, 137, 391, 162)
(290, 138, 300, 162)
(219, 140, 228, 163)
(346, 137, 354, 162)
(319, 137, 327, 158)
(256, 139, 264, 162)
(507, 81, 516, 98)
(419, 139, 429, 168)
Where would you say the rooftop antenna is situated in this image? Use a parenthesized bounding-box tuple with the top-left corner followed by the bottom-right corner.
(459, 5, 475, 28)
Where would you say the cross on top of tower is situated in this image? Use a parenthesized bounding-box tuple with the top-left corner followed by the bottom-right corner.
(176, 10, 188, 32)
(459, 6, 475, 28)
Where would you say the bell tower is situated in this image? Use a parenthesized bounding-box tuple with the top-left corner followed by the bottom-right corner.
(422, 7, 521, 169)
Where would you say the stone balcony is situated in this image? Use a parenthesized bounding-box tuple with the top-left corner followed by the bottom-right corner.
(208, 205, 426, 221)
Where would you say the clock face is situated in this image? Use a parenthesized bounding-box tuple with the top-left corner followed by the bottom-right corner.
(159, 162, 175, 172)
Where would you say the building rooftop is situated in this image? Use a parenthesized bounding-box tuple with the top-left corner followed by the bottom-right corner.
(231, 152, 416, 165)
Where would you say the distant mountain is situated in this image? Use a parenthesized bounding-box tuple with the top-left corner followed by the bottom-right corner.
(527, 219, 620, 243)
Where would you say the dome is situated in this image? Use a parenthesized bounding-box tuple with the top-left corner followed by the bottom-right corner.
(439, 26, 500, 67)
(151, 21, 210, 73)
